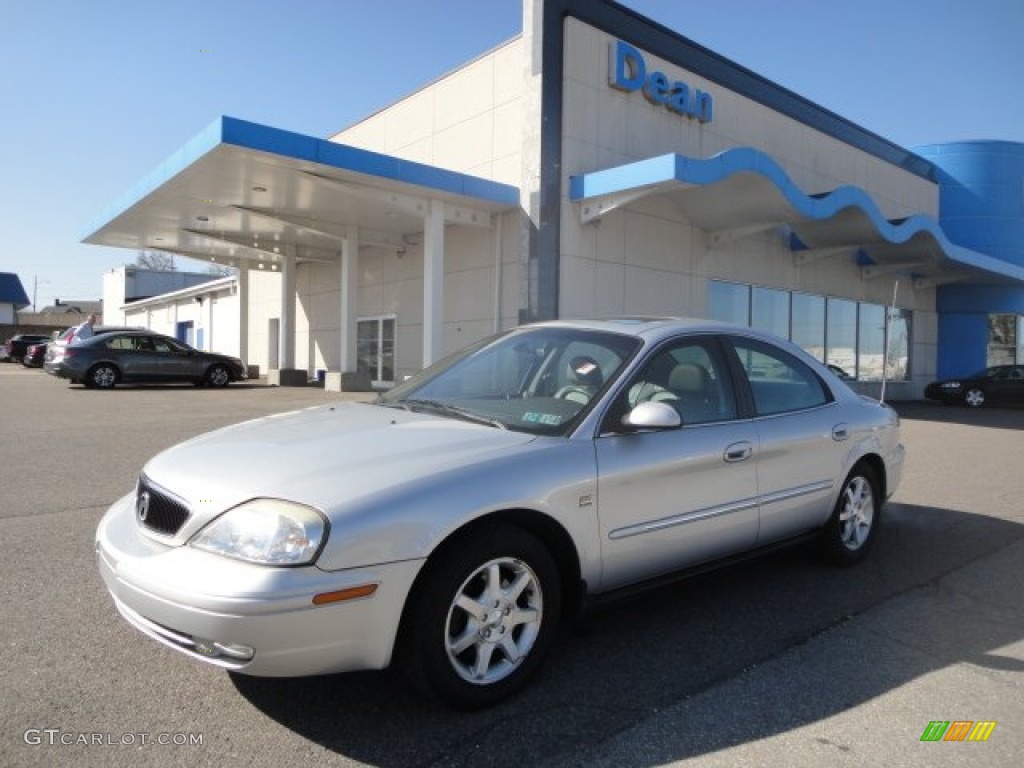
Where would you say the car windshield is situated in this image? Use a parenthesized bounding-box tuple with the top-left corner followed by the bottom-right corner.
(378, 327, 642, 435)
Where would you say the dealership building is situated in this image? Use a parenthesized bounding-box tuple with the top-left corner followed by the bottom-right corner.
(84, 0, 1024, 394)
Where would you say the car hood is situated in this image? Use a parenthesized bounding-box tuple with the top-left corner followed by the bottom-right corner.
(143, 402, 538, 532)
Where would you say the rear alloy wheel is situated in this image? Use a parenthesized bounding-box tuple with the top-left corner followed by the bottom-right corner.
(401, 524, 561, 709)
(816, 464, 879, 566)
(87, 364, 119, 389)
(964, 387, 985, 408)
(205, 364, 231, 387)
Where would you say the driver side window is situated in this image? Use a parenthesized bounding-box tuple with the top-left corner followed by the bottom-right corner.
(606, 338, 737, 429)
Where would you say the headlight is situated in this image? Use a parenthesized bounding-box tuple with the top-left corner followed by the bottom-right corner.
(940, 381, 962, 389)
(190, 499, 327, 566)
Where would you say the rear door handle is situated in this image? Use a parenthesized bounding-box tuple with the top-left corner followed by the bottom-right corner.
(724, 441, 753, 463)
(832, 423, 849, 442)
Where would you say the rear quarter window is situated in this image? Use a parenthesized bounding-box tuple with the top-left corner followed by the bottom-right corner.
(729, 336, 831, 416)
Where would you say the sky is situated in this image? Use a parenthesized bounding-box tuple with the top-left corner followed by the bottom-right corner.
(2, 0, 1021, 309)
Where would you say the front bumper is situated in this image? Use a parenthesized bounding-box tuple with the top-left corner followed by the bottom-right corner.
(96, 492, 424, 676)
(923, 385, 961, 404)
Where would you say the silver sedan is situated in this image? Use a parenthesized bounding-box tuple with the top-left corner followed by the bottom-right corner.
(96, 318, 904, 708)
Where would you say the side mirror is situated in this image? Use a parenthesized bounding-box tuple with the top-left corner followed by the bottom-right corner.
(622, 401, 682, 430)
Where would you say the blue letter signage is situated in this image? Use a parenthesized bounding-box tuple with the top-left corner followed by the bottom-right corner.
(609, 40, 713, 123)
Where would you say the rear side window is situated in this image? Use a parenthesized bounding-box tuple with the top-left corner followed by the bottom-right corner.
(729, 336, 831, 416)
(104, 336, 135, 351)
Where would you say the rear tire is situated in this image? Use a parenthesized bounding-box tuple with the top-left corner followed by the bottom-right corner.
(816, 463, 880, 566)
(399, 524, 561, 709)
(86, 364, 119, 389)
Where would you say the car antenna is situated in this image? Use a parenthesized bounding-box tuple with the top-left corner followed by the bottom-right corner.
(879, 280, 898, 405)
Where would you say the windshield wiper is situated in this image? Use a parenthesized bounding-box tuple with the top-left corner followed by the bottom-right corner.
(400, 399, 507, 430)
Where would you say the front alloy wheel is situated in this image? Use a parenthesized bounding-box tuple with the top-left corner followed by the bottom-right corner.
(401, 524, 561, 709)
(964, 388, 985, 408)
(446, 556, 544, 686)
(205, 364, 231, 387)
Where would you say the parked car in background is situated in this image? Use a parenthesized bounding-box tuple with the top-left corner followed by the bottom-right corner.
(827, 363, 855, 381)
(96, 318, 904, 709)
(45, 330, 246, 388)
(924, 364, 1024, 408)
(21, 342, 50, 368)
(2, 334, 52, 363)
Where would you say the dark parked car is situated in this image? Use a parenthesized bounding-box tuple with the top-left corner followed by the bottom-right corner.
(2, 334, 52, 363)
(44, 331, 246, 389)
(21, 342, 50, 368)
(924, 364, 1024, 408)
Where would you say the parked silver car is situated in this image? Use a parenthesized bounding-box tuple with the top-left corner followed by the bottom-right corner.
(96, 318, 904, 708)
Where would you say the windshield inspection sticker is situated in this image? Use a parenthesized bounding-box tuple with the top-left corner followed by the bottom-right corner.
(523, 412, 563, 426)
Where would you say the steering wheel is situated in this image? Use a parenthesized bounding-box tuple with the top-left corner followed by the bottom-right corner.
(553, 386, 592, 403)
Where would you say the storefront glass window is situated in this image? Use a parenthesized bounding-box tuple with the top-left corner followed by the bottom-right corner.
(826, 298, 857, 379)
(357, 315, 396, 386)
(857, 304, 885, 381)
(708, 281, 912, 381)
(987, 314, 1018, 366)
(886, 309, 911, 381)
(707, 281, 749, 325)
(751, 287, 789, 339)
(791, 293, 825, 361)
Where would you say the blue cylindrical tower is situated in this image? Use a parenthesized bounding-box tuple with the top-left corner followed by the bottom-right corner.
(915, 141, 1024, 377)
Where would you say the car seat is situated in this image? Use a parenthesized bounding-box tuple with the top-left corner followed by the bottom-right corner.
(668, 362, 718, 423)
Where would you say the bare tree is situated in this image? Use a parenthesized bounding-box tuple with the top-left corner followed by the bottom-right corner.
(207, 263, 237, 277)
(135, 251, 176, 271)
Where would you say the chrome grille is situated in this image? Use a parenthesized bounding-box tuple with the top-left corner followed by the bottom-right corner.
(136, 476, 190, 536)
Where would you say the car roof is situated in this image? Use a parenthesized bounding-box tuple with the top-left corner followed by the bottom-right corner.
(529, 317, 757, 342)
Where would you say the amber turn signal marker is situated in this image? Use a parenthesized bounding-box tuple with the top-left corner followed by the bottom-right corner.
(312, 584, 378, 605)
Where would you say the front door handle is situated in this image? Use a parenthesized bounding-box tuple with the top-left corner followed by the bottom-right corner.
(724, 441, 753, 463)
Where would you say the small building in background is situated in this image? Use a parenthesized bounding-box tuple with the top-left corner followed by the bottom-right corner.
(102, 266, 222, 327)
(119, 274, 243, 359)
(0, 273, 30, 325)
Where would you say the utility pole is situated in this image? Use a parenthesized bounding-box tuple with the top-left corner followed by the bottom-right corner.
(32, 275, 50, 313)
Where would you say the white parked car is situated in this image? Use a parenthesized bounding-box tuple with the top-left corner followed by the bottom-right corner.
(96, 318, 904, 708)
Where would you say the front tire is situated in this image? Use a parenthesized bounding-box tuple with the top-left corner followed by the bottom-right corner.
(86, 364, 119, 389)
(400, 524, 561, 709)
(816, 464, 879, 566)
(205, 364, 232, 387)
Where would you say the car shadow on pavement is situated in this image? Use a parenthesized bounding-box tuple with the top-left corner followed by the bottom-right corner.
(230, 502, 1023, 767)
(67, 383, 270, 392)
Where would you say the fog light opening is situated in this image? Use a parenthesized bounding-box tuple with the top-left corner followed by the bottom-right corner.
(192, 638, 254, 661)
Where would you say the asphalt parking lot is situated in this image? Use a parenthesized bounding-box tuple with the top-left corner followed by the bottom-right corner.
(1, 364, 1021, 767)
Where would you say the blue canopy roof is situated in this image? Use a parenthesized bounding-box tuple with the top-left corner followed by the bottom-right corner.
(570, 148, 1024, 287)
(0, 273, 30, 308)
